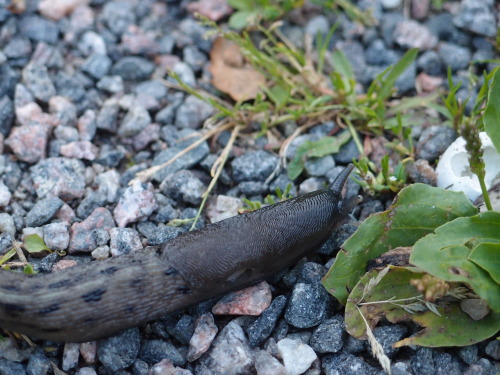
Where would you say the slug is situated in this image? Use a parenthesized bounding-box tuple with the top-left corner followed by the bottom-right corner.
(0, 165, 358, 343)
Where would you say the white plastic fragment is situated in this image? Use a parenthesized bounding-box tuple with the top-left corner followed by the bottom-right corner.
(436, 132, 500, 201)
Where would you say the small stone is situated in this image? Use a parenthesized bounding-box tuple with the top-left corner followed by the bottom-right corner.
(43, 222, 69, 251)
(26, 349, 51, 375)
(453, 0, 497, 37)
(25, 197, 64, 227)
(77, 109, 97, 141)
(97, 75, 124, 94)
(305, 155, 335, 177)
(31, 158, 86, 199)
(458, 345, 478, 365)
(381, 0, 402, 9)
(370, 324, 408, 358)
(60, 141, 99, 160)
(109, 227, 143, 256)
(416, 126, 457, 162)
(82, 54, 112, 79)
(76, 189, 107, 218)
(438, 43, 471, 71)
(118, 104, 151, 138)
(238, 181, 268, 196)
(55, 125, 79, 142)
(19, 15, 59, 44)
(101, 1, 136, 36)
(186, 0, 232, 21)
(150, 359, 193, 375)
(411, 0, 430, 20)
(0, 181, 11, 207)
(38, 0, 89, 21)
(139, 340, 185, 366)
(160, 170, 206, 205)
(0, 96, 14, 137)
(96, 169, 120, 203)
(62, 343, 80, 371)
(171, 62, 196, 88)
(0, 65, 19, 99)
(91, 245, 110, 260)
(7, 123, 51, 163)
(111, 56, 155, 81)
(0, 359, 28, 375)
(417, 50, 443, 76)
(0, 214, 16, 238)
(394, 20, 437, 50)
(206, 195, 242, 223)
(49, 96, 77, 127)
(232, 150, 279, 183)
(212, 281, 272, 316)
(254, 350, 287, 375)
(175, 95, 214, 129)
(4, 36, 32, 60)
(196, 321, 253, 375)
(152, 131, 209, 182)
(97, 328, 141, 373)
(247, 295, 287, 347)
(187, 313, 218, 362)
(22, 63, 56, 103)
(68, 207, 115, 253)
(416, 72, 443, 93)
(309, 316, 345, 354)
(277, 338, 317, 375)
(485, 340, 500, 360)
(411, 347, 435, 375)
(406, 159, 437, 185)
(322, 352, 378, 375)
(460, 298, 490, 320)
(285, 282, 331, 328)
(113, 182, 158, 227)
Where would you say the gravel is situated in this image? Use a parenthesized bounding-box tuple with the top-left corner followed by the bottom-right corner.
(0, 0, 498, 374)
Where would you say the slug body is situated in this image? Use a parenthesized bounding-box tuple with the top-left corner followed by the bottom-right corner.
(0, 166, 357, 342)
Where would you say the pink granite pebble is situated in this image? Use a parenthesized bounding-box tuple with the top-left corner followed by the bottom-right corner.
(212, 281, 272, 316)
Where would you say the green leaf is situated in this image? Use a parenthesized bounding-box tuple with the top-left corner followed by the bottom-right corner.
(345, 266, 500, 347)
(323, 184, 478, 305)
(377, 48, 418, 100)
(226, 0, 253, 10)
(483, 67, 500, 153)
(265, 84, 290, 109)
(23, 234, 51, 253)
(410, 211, 500, 311)
(469, 242, 500, 284)
(0, 248, 15, 266)
(228, 10, 257, 29)
(332, 49, 354, 80)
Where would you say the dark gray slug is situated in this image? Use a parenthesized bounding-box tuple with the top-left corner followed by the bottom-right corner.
(0, 165, 357, 342)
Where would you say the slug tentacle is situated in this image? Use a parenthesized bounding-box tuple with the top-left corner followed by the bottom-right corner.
(0, 165, 356, 342)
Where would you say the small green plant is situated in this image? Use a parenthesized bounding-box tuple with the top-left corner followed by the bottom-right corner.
(241, 183, 294, 212)
(227, 0, 303, 29)
(352, 156, 407, 194)
(0, 234, 51, 272)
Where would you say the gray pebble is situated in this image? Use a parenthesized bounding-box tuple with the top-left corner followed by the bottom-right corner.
(417, 50, 443, 76)
(19, 15, 58, 44)
(54, 72, 87, 104)
(175, 95, 214, 129)
(285, 282, 331, 329)
(0, 96, 14, 137)
(118, 104, 151, 138)
(305, 155, 335, 177)
(25, 197, 64, 227)
(111, 56, 154, 81)
(96, 75, 124, 94)
(334, 137, 360, 164)
(109, 227, 143, 256)
(160, 169, 206, 205)
(322, 352, 378, 375)
(411, 347, 435, 375)
(97, 328, 141, 373)
(101, 1, 136, 36)
(170, 315, 196, 345)
(485, 340, 500, 360)
(138, 340, 185, 366)
(26, 348, 51, 375)
(22, 64, 56, 103)
(43, 222, 70, 251)
(238, 181, 268, 196)
(416, 125, 457, 162)
(76, 189, 107, 218)
(453, 0, 497, 37)
(0, 64, 19, 98)
(96, 100, 120, 132)
(82, 54, 112, 79)
(434, 352, 463, 375)
(232, 150, 278, 183)
(369, 324, 407, 358)
(438, 43, 472, 71)
(458, 344, 478, 365)
(30, 158, 86, 200)
(247, 295, 287, 347)
(0, 359, 27, 375)
(309, 315, 345, 354)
